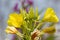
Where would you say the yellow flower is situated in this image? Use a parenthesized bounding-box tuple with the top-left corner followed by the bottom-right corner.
(42, 26, 56, 34)
(43, 8, 59, 23)
(7, 12, 24, 28)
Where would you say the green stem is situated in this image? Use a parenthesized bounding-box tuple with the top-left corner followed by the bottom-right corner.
(16, 31, 23, 38)
(49, 23, 56, 27)
(36, 22, 44, 29)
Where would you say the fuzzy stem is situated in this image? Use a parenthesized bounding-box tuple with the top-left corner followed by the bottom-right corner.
(36, 22, 43, 29)
(16, 31, 23, 38)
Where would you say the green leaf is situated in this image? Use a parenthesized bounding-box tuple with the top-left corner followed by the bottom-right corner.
(36, 8, 39, 18)
(28, 7, 34, 19)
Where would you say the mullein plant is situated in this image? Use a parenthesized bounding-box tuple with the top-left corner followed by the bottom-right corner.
(5, 7, 59, 40)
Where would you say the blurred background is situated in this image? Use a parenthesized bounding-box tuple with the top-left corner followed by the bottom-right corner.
(0, 0, 60, 40)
